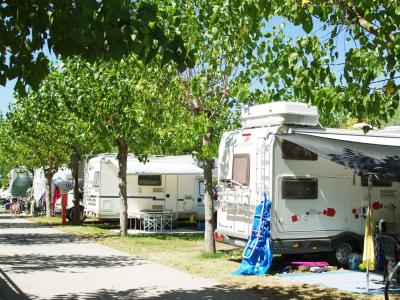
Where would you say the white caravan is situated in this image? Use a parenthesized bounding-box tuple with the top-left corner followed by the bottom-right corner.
(215, 102, 400, 265)
(83, 154, 209, 221)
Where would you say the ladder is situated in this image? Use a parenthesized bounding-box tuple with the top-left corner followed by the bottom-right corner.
(255, 132, 270, 202)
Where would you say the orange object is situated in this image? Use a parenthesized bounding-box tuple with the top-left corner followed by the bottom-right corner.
(61, 194, 68, 225)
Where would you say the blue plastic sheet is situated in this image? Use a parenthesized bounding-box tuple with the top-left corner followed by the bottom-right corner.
(232, 193, 273, 275)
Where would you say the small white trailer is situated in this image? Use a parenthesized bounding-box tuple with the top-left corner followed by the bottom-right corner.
(83, 154, 209, 222)
(215, 102, 400, 265)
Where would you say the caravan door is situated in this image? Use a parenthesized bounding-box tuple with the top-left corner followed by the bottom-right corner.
(178, 175, 195, 212)
(164, 175, 178, 212)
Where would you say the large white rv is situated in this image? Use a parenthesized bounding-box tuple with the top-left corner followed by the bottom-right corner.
(215, 102, 400, 265)
(84, 154, 210, 221)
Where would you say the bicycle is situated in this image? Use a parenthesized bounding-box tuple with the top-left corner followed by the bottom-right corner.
(384, 260, 400, 300)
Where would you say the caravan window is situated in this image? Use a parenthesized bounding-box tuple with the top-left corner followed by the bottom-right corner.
(92, 171, 100, 187)
(138, 175, 162, 186)
(282, 177, 318, 199)
(232, 154, 250, 186)
(199, 181, 204, 196)
(361, 176, 393, 187)
(282, 140, 317, 160)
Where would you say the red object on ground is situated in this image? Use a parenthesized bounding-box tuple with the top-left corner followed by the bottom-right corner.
(61, 194, 68, 225)
(290, 261, 329, 267)
(53, 186, 61, 208)
(291, 215, 298, 222)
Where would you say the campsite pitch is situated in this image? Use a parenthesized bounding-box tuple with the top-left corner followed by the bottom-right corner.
(20, 215, 391, 299)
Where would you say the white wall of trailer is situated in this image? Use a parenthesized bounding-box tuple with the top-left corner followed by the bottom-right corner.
(84, 154, 208, 220)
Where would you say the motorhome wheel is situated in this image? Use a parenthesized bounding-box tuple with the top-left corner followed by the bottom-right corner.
(334, 242, 352, 266)
(69, 205, 86, 222)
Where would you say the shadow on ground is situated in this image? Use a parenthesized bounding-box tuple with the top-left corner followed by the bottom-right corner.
(0, 254, 146, 273)
(34, 284, 360, 300)
(0, 222, 46, 229)
(0, 233, 83, 245)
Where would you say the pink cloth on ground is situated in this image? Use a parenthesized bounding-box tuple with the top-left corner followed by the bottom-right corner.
(290, 262, 329, 267)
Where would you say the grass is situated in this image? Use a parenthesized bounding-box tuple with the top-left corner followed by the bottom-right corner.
(25, 215, 392, 300)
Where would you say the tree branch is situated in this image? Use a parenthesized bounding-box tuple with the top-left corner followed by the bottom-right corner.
(336, 0, 395, 43)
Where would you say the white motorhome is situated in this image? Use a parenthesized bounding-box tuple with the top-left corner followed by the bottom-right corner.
(84, 154, 211, 222)
(215, 102, 400, 265)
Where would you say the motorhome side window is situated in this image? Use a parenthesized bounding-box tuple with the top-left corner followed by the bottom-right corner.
(282, 140, 317, 160)
(282, 177, 318, 199)
(232, 154, 250, 186)
(93, 171, 100, 187)
(138, 175, 162, 186)
(360, 176, 393, 187)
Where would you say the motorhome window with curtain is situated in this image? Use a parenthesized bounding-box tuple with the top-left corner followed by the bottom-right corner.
(282, 140, 318, 160)
(232, 154, 250, 186)
(138, 175, 162, 186)
(282, 177, 318, 199)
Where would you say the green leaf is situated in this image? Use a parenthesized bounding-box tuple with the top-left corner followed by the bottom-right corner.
(300, 11, 313, 34)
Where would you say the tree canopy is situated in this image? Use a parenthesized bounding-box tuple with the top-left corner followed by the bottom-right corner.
(0, 0, 193, 92)
(247, 1, 400, 127)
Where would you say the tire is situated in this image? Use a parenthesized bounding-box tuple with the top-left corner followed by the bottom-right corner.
(66, 209, 72, 222)
(69, 206, 86, 223)
(333, 242, 353, 267)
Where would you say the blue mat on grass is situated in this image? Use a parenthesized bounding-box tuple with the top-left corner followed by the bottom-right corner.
(280, 270, 400, 294)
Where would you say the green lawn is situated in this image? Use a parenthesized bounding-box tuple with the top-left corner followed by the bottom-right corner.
(25, 216, 384, 300)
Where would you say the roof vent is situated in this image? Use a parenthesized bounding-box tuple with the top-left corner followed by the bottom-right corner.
(241, 102, 319, 128)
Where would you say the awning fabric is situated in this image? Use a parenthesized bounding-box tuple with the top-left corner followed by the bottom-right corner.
(277, 128, 400, 176)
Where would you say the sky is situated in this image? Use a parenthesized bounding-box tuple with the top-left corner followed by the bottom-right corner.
(0, 48, 57, 115)
(0, 79, 16, 115)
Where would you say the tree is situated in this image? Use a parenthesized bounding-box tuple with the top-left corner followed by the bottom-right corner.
(6, 94, 71, 217)
(0, 117, 30, 188)
(11, 70, 108, 224)
(246, 1, 400, 127)
(58, 56, 178, 235)
(156, 0, 265, 253)
(0, 0, 194, 92)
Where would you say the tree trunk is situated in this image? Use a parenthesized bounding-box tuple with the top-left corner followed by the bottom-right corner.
(116, 137, 128, 237)
(44, 168, 56, 217)
(203, 132, 216, 253)
(71, 150, 81, 225)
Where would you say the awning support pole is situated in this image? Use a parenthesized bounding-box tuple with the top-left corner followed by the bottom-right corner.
(366, 174, 372, 293)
